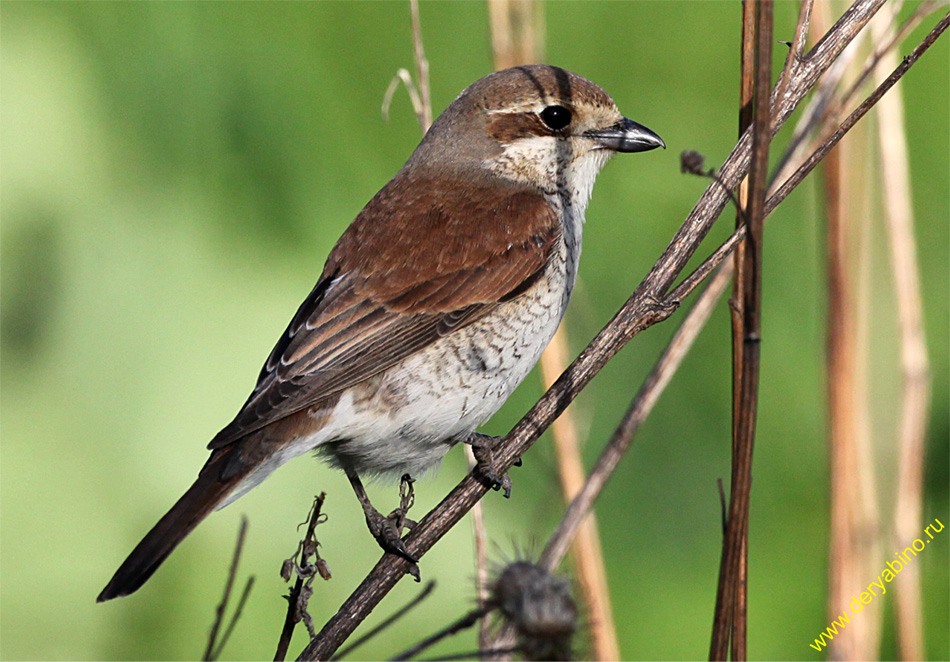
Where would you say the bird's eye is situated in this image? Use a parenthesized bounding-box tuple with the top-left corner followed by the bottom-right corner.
(539, 105, 572, 131)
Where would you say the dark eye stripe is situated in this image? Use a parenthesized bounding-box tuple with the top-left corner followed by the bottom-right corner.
(487, 112, 554, 143)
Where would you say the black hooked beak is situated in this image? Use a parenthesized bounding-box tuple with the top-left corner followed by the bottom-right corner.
(587, 117, 666, 153)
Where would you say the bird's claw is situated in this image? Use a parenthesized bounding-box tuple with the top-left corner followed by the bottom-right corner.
(363, 508, 421, 580)
(467, 433, 517, 499)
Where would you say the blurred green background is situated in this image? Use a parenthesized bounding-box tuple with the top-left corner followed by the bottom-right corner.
(1, 2, 947, 660)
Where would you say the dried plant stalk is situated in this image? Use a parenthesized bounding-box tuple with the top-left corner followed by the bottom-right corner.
(487, 0, 544, 70)
(464, 444, 493, 650)
(871, 5, 932, 660)
(710, 2, 773, 659)
(728, 2, 757, 658)
(411, 0, 493, 644)
(389, 2, 495, 647)
(824, 126, 883, 662)
(408, 0, 431, 131)
(535, 233, 746, 581)
(488, 1, 618, 658)
(539, 332, 620, 662)
(812, 2, 882, 658)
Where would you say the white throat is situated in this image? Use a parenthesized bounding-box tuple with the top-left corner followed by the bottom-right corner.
(487, 137, 613, 214)
(487, 138, 614, 298)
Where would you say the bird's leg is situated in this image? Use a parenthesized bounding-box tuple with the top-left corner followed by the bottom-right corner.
(345, 468, 420, 579)
(389, 473, 418, 532)
(464, 432, 521, 498)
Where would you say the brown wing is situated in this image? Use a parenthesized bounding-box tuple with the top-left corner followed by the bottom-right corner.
(208, 174, 560, 449)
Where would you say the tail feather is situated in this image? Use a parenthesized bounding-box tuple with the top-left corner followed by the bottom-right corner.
(97, 453, 245, 602)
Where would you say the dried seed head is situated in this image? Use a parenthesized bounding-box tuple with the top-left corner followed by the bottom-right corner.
(490, 561, 578, 661)
(280, 558, 295, 582)
(680, 149, 708, 175)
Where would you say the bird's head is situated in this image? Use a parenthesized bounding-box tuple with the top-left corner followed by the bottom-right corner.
(408, 65, 664, 211)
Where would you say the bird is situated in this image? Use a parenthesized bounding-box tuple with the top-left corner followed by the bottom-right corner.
(97, 64, 664, 602)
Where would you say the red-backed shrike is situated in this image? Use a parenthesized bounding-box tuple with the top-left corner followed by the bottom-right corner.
(98, 65, 663, 601)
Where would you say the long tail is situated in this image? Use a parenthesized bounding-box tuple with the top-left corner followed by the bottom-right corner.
(97, 450, 247, 602)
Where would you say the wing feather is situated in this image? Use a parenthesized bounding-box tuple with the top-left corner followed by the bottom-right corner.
(209, 176, 559, 449)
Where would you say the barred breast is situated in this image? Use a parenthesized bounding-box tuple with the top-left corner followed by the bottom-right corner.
(316, 230, 578, 478)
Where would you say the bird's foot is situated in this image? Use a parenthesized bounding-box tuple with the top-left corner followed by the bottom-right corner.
(347, 470, 421, 580)
(363, 505, 419, 559)
(465, 433, 520, 498)
(361, 507, 421, 581)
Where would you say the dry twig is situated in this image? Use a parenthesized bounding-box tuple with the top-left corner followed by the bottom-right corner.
(382, 1, 433, 134)
(539, 337, 618, 661)
(505, 9, 948, 659)
(773, 0, 943, 188)
(382, 69, 426, 129)
(534, 6, 949, 585)
(205, 516, 255, 662)
(275, 495, 331, 662)
(766, 11, 949, 215)
(389, 605, 490, 661)
(333, 580, 437, 661)
(539, 258, 736, 580)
